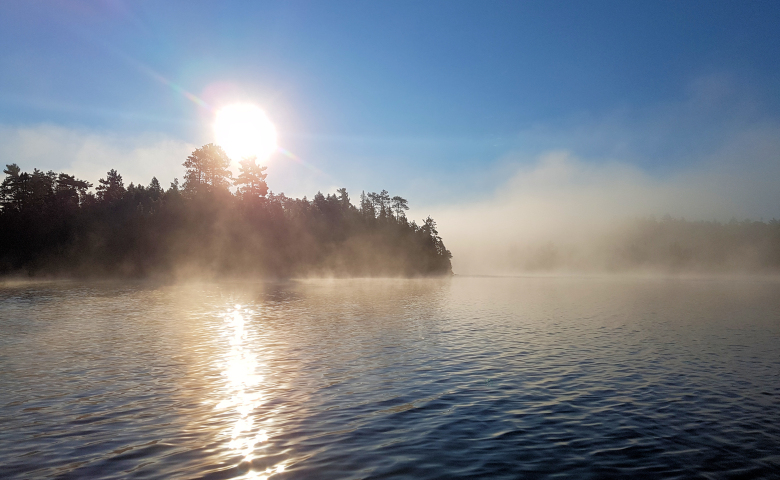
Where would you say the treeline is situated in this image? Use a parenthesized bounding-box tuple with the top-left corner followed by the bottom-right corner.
(512, 215, 780, 273)
(0, 144, 452, 278)
(614, 215, 780, 271)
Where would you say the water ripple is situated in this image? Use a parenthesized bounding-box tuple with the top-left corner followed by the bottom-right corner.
(0, 277, 779, 478)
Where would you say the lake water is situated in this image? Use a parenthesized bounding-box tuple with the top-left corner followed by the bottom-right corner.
(1, 276, 779, 479)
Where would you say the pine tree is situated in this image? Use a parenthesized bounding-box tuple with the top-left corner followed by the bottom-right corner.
(336, 188, 350, 210)
(183, 144, 232, 196)
(96, 169, 125, 203)
(148, 177, 163, 200)
(1, 164, 23, 211)
(391, 195, 409, 221)
(234, 156, 268, 198)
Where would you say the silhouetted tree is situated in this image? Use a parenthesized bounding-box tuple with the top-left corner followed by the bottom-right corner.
(234, 156, 268, 199)
(55, 173, 91, 209)
(365, 190, 391, 219)
(96, 169, 126, 203)
(148, 177, 163, 200)
(182, 143, 232, 196)
(360, 191, 373, 219)
(1, 164, 25, 211)
(336, 188, 350, 210)
(29, 169, 56, 210)
(391, 195, 409, 221)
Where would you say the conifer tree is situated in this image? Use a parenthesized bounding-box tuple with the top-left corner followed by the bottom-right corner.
(96, 169, 125, 203)
(55, 173, 91, 208)
(148, 177, 163, 200)
(1, 164, 23, 211)
(183, 144, 232, 196)
(391, 195, 408, 221)
(234, 156, 268, 198)
(336, 188, 350, 210)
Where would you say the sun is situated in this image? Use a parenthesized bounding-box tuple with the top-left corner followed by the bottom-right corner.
(214, 103, 277, 162)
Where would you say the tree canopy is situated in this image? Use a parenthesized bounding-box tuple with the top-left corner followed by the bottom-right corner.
(0, 145, 453, 278)
(182, 143, 232, 196)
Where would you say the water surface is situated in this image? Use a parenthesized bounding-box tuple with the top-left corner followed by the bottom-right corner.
(1, 276, 779, 479)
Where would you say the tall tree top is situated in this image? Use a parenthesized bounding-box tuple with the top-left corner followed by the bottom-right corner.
(96, 169, 125, 203)
(234, 156, 268, 199)
(183, 144, 232, 196)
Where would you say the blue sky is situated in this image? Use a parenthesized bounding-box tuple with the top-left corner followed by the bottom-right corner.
(1, 0, 779, 218)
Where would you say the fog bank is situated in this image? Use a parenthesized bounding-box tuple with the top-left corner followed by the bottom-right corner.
(432, 146, 780, 275)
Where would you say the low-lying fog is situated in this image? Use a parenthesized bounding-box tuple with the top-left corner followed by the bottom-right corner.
(431, 147, 780, 275)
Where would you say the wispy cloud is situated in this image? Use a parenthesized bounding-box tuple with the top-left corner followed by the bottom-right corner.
(0, 124, 195, 187)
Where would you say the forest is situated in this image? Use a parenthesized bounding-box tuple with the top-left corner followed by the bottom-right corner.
(0, 144, 453, 278)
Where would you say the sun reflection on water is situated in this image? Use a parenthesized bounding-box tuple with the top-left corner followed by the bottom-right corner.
(216, 304, 285, 478)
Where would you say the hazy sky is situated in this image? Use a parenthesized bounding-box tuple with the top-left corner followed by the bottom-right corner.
(1, 1, 779, 221)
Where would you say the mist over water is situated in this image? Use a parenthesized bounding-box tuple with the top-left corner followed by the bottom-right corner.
(2, 276, 779, 479)
(432, 151, 780, 276)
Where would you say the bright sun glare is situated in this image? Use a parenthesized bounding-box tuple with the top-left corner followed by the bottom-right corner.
(214, 103, 277, 162)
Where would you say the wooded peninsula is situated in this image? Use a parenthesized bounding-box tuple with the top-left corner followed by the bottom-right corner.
(0, 144, 453, 278)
